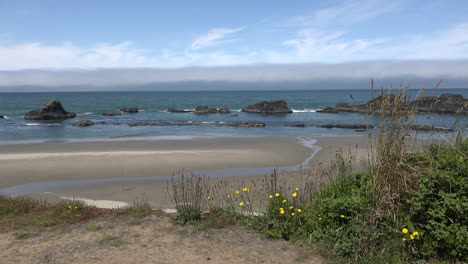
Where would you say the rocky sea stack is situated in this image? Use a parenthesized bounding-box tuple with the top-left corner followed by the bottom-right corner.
(319, 93, 467, 115)
(193, 106, 231, 114)
(194, 105, 218, 114)
(73, 120, 95, 127)
(120, 107, 140, 113)
(242, 100, 293, 114)
(242, 100, 292, 114)
(24, 100, 76, 120)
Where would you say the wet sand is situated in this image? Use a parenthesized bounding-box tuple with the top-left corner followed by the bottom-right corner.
(0, 135, 370, 208)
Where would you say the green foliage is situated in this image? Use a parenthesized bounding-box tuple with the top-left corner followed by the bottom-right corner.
(0, 197, 103, 232)
(407, 140, 468, 261)
(113, 201, 153, 218)
(174, 205, 204, 225)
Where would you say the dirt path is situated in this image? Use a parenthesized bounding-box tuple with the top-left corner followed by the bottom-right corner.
(0, 214, 323, 264)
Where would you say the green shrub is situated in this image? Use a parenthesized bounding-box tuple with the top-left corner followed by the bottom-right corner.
(407, 140, 468, 261)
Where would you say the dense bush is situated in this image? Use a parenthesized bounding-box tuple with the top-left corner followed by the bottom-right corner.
(407, 140, 468, 261)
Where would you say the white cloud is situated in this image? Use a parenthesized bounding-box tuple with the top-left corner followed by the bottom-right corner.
(0, 41, 158, 69)
(190, 27, 243, 50)
(294, 0, 401, 27)
(1, 22, 468, 71)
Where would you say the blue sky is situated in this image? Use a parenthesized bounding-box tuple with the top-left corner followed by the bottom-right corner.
(1, 0, 468, 89)
(1, 0, 468, 69)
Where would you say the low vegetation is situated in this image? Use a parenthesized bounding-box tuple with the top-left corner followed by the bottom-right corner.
(169, 86, 467, 263)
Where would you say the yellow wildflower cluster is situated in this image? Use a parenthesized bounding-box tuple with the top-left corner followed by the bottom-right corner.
(401, 228, 419, 242)
(242, 187, 250, 192)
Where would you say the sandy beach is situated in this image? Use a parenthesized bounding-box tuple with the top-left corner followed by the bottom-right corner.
(0, 135, 370, 208)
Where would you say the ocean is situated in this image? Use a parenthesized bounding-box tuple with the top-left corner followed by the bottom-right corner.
(0, 89, 467, 144)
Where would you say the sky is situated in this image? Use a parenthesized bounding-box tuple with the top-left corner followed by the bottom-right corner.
(1, 0, 468, 89)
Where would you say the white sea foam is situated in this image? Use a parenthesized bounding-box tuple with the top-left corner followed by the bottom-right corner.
(138, 109, 145, 112)
(77, 112, 93, 116)
(292, 109, 321, 113)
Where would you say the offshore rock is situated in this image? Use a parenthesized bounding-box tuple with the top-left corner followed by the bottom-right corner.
(102, 112, 122, 116)
(224, 122, 266, 127)
(73, 120, 95, 127)
(24, 100, 76, 120)
(120, 107, 140, 113)
(319, 124, 374, 129)
(319, 93, 467, 115)
(242, 100, 293, 114)
(194, 105, 218, 114)
(218, 107, 231, 113)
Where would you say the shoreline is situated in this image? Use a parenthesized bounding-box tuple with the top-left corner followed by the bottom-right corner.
(0, 135, 369, 208)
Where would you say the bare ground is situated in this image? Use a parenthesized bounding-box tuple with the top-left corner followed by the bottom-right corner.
(0, 213, 323, 264)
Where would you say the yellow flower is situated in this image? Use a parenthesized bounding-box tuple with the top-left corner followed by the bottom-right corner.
(292, 192, 298, 197)
(282, 199, 287, 203)
(68, 205, 72, 208)
(207, 196, 212, 200)
(295, 187, 299, 191)
(226, 194, 231, 198)
(280, 208, 284, 211)
(235, 190, 240, 194)
(340, 215, 345, 218)
(291, 213, 295, 216)
(289, 206, 294, 209)
(410, 235, 415, 240)
(318, 217, 322, 221)
(402, 228, 408, 234)
(239, 202, 245, 206)
(268, 195, 273, 199)
(280, 210, 285, 215)
(412, 231, 419, 236)
(242, 187, 250, 192)
(259, 186, 264, 190)
(402, 238, 407, 241)
(275, 193, 280, 197)
(297, 209, 302, 213)
(74, 206, 78, 209)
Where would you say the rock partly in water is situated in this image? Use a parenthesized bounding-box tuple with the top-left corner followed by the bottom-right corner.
(120, 107, 140, 113)
(102, 112, 122, 116)
(167, 108, 193, 113)
(230, 113, 239, 117)
(242, 100, 293, 114)
(285, 124, 306, 127)
(318, 95, 401, 114)
(72, 120, 95, 127)
(0, 115, 4, 119)
(409, 93, 468, 115)
(319, 93, 467, 115)
(408, 125, 454, 132)
(24, 100, 77, 120)
(194, 105, 218, 114)
(128, 122, 196, 127)
(319, 124, 374, 129)
(218, 107, 231, 114)
(224, 122, 266, 127)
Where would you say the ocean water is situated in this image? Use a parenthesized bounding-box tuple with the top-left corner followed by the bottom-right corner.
(0, 89, 466, 144)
